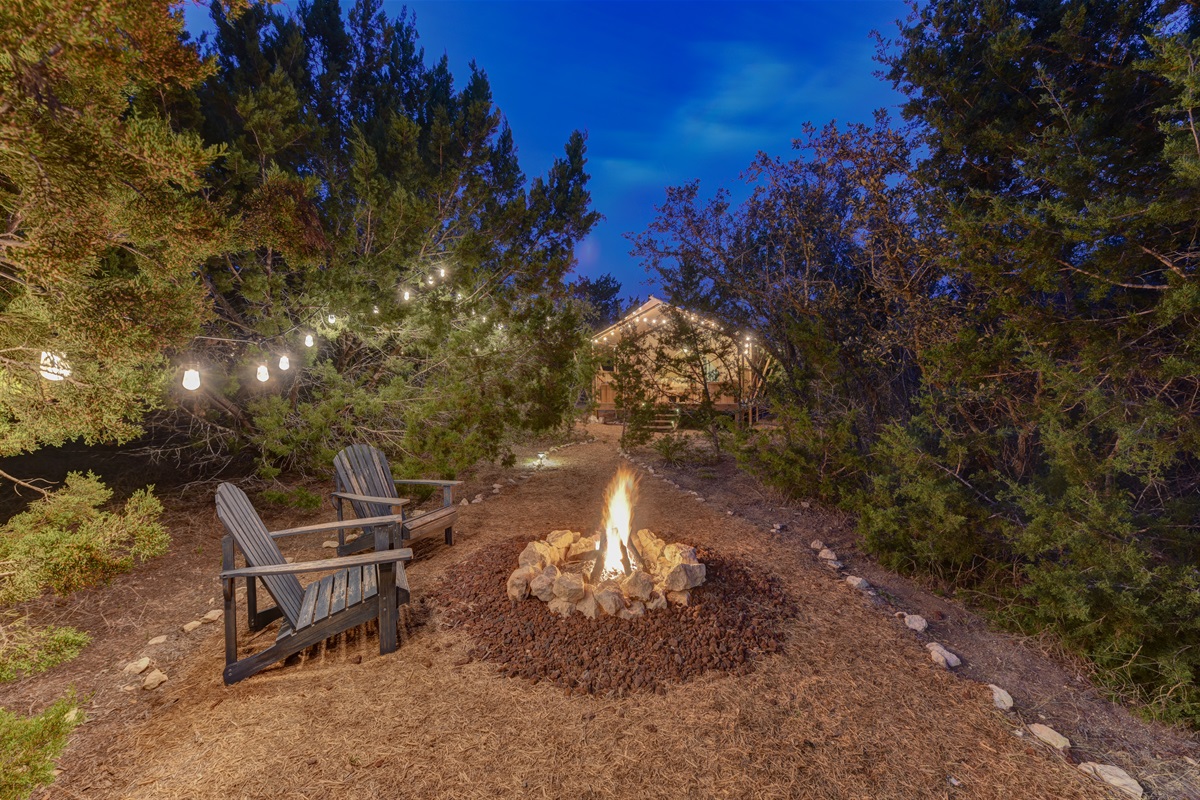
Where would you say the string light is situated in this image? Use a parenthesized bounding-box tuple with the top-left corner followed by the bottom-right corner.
(327, 314, 337, 324)
(182, 368, 201, 391)
(256, 364, 269, 382)
(38, 351, 70, 381)
(304, 334, 314, 348)
(403, 290, 411, 301)
(278, 355, 290, 371)
(372, 305, 379, 314)
(439, 268, 446, 278)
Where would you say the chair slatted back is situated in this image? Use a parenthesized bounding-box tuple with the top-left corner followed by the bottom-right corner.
(333, 444, 398, 521)
(215, 483, 305, 626)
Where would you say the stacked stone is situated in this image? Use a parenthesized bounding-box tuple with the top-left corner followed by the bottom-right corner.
(507, 528, 707, 619)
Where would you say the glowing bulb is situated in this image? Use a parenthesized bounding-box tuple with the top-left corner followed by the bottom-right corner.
(372, 305, 379, 314)
(403, 290, 410, 301)
(304, 334, 314, 348)
(278, 355, 290, 371)
(256, 365, 269, 382)
(439, 267, 446, 278)
(38, 351, 70, 381)
(327, 314, 336, 324)
(427, 276, 435, 285)
(182, 368, 201, 391)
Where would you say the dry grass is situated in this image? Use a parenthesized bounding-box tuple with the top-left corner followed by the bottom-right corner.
(19, 426, 1116, 799)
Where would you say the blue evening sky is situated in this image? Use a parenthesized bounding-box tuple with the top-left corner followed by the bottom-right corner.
(188, 1, 910, 297)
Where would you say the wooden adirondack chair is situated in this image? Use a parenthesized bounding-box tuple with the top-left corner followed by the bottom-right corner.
(216, 483, 414, 685)
(331, 444, 463, 556)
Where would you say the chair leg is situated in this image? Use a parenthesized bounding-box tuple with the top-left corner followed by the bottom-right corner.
(377, 563, 398, 654)
(444, 525, 454, 546)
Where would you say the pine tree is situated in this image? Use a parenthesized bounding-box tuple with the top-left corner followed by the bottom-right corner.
(163, 0, 600, 477)
(0, 1, 226, 487)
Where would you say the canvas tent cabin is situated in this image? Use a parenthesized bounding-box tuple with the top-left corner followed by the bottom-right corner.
(590, 296, 766, 421)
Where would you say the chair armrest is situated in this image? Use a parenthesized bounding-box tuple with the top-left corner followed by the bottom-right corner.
(331, 491, 410, 507)
(220, 547, 414, 580)
(392, 479, 464, 487)
(268, 513, 405, 539)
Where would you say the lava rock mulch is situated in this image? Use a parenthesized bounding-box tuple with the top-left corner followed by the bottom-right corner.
(428, 537, 798, 697)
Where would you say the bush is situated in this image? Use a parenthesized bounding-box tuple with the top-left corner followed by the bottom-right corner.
(259, 486, 323, 511)
(0, 693, 81, 800)
(0, 616, 90, 683)
(734, 404, 865, 504)
(0, 472, 168, 605)
(653, 433, 696, 466)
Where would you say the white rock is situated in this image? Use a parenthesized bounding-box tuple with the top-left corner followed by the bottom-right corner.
(695, 496, 705, 502)
(506, 565, 539, 601)
(988, 684, 1013, 711)
(845, 576, 870, 591)
(147, 636, 167, 646)
(492, 483, 502, 489)
(824, 560, 844, 569)
(529, 566, 559, 602)
(595, 587, 624, 616)
(666, 590, 690, 606)
(646, 591, 668, 611)
(1078, 763, 1142, 798)
(547, 529, 577, 549)
(322, 540, 338, 549)
(800, 501, 811, 509)
(663, 543, 698, 564)
(470, 498, 482, 504)
(492, 488, 500, 494)
(575, 589, 599, 619)
(664, 562, 706, 592)
(460, 499, 469, 506)
(547, 596, 575, 618)
(182, 621, 202, 633)
(904, 614, 928, 632)
(552, 572, 586, 602)
(1029, 723, 1070, 750)
(772, 523, 788, 532)
(617, 600, 646, 620)
(201, 609, 223, 623)
(926, 642, 961, 669)
(142, 669, 167, 690)
(810, 540, 824, 550)
(620, 570, 656, 601)
(818, 548, 838, 561)
(123, 657, 150, 675)
(726, 511, 734, 516)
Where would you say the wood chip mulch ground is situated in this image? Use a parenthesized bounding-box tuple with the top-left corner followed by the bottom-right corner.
(0, 423, 1165, 799)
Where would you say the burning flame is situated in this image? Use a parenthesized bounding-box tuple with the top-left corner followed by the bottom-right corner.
(598, 466, 639, 577)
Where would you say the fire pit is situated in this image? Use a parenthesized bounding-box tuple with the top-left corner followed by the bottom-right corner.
(506, 466, 707, 618)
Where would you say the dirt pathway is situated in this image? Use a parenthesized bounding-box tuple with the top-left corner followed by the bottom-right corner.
(11, 426, 1141, 798)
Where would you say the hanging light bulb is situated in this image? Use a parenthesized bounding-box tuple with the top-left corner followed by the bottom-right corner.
(427, 276, 435, 285)
(304, 334, 314, 348)
(327, 314, 337, 324)
(182, 368, 201, 391)
(439, 267, 446, 278)
(278, 355, 290, 371)
(372, 305, 379, 314)
(256, 364, 269, 382)
(38, 351, 70, 381)
(403, 290, 411, 301)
